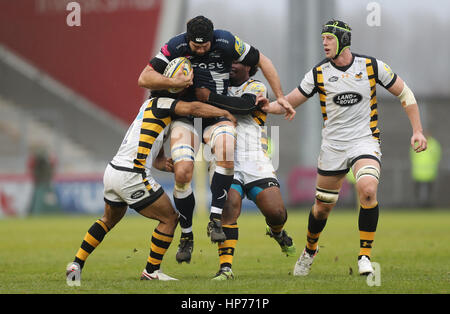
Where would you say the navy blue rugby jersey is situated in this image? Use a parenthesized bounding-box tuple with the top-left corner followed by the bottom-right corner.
(149, 30, 259, 96)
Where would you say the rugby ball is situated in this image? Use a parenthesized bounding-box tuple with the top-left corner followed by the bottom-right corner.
(163, 57, 192, 93)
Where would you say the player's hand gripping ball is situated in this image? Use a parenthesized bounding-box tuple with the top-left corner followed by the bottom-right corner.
(163, 57, 193, 93)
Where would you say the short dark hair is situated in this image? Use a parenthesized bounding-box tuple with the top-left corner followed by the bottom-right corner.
(186, 15, 214, 43)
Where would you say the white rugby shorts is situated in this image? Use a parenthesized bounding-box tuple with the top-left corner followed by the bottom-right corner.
(233, 157, 278, 186)
(317, 136, 382, 176)
(103, 163, 164, 211)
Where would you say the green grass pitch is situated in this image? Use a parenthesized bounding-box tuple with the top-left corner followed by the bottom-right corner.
(0, 208, 449, 294)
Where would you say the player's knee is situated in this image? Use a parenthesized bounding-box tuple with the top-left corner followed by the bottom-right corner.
(170, 209, 179, 224)
(222, 190, 241, 223)
(173, 159, 193, 199)
(225, 194, 240, 211)
(100, 216, 116, 230)
(313, 202, 334, 220)
(265, 207, 287, 227)
(358, 184, 378, 205)
(174, 163, 194, 184)
(102, 205, 126, 229)
(174, 172, 192, 185)
(163, 208, 179, 227)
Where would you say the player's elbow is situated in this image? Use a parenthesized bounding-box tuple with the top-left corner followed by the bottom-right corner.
(138, 66, 155, 88)
(138, 74, 149, 88)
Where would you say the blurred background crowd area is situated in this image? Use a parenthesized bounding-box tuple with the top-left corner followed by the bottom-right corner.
(0, 0, 448, 217)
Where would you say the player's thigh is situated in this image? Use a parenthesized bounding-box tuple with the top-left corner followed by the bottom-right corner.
(138, 192, 178, 224)
(103, 164, 137, 226)
(222, 188, 242, 224)
(170, 119, 198, 149)
(203, 121, 235, 154)
(316, 172, 347, 191)
(254, 186, 286, 219)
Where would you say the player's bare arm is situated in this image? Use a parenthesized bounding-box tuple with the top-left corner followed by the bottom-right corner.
(138, 65, 193, 90)
(259, 98, 296, 120)
(153, 147, 174, 173)
(387, 76, 427, 153)
(257, 52, 283, 99)
(285, 87, 308, 109)
(257, 53, 295, 120)
(260, 87, 305, 119)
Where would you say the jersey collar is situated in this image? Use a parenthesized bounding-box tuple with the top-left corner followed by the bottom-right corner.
(329, 53, 355, 72)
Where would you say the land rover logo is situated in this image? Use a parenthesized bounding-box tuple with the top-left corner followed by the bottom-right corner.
(333, 92, 363, 106)
(328, 76, 339, 82)
(131, 190, 145, 200)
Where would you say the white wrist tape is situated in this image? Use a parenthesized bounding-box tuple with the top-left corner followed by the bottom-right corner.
(397, 83, 417, 108)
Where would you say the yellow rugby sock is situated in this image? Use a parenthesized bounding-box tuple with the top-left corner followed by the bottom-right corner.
(74, 219, 109, 269)
(146, 228, 173, 273)
(217, 224, 238, 269)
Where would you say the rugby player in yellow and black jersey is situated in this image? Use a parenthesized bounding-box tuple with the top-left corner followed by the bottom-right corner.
(66, 91, 236, 281)
(263, 20, 427, 277)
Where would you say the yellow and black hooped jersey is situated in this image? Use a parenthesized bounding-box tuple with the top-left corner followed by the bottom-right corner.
(110, 97, 177, 173)
(298, 53, 397, 142)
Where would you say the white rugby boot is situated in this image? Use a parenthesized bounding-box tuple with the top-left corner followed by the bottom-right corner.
(358, 255, 374, 276)
(66, 262, 81, 282)
(293, 248, 318, 276)
(140, 269, 178, 281)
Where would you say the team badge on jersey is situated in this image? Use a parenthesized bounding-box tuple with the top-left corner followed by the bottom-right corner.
(234, 36, 245, 56)
(248, 82, 266, 94)
(329, 76, 339, 82)
(384, 63, 394, 79)
(161, 44, 171, 57)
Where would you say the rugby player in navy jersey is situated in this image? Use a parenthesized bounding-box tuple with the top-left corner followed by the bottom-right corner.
(138, 15, 294, 263)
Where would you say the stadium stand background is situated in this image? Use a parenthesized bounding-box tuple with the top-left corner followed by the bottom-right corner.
(0, 0, 448, 217)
